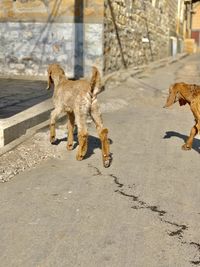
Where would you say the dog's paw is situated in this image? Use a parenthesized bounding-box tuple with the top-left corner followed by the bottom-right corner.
(182, 144, 191, 151)
(103, 154, 112, 168)
(50, 136, 56, 144)
(76, 153, 84, 161)
(67, 143, 73, 151)
(103, 159, 110, 168)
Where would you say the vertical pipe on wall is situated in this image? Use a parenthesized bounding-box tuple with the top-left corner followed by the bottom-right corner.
(74, 0, 84, 78)
(107, 0, 127, 69)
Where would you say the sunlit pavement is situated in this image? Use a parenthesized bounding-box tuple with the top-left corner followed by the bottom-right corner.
(1, 54, 200, 267)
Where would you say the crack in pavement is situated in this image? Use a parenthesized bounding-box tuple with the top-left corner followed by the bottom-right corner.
(88, 164, 200, 266)
(190, 243, 200, 265)
(161, 219, 188, 239)
(109, 174, 123, 188)
(88, 164, 102, 176)
(109, 173, 200, 266)
(109, 174, 200, 266)
(192, 261, 200, 266)
(87, 164, 200, 265)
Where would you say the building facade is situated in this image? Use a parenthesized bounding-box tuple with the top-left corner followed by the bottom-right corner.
(0, 0, 187, 78)
(0, 0, 104, 78)
(104, 0, 185, 73)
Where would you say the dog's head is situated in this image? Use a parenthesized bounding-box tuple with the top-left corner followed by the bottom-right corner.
(46, 64, 65, 90)
(163, 83, 187, 108)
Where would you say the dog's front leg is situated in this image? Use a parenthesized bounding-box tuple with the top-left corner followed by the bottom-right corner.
(66, 111, 75, 150)
(75, 110, 89, 160)
(50, 108, 61, 144)
(182, 124, 198, 150)
(50, 123, 56, 144)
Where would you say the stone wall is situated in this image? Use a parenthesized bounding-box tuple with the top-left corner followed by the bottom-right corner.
(0, 0, 104, 78)
(0, 22, 103, 78)
(104, 0, 184, 74)
(0, 0, 186, 78)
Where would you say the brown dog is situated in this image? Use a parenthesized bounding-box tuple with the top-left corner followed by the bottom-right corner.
(164, 82, 200, 150)
(47, 63, 111, 168)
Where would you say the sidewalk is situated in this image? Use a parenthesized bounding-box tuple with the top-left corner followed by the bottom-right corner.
(102, 52, 188, 85)
(0, 52, 189, 149)
(1, 52, 198, 183)
(0, 52, 188, 119)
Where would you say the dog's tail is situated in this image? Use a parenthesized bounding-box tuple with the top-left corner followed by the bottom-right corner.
(90, 66, 101, 97)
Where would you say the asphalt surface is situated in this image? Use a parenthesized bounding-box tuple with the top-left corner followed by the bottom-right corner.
(1, 54, 200, 266)
(0, 79, 51, 118)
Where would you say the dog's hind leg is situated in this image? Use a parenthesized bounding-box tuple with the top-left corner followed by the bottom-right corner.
(66, 111, 75, 150)
(50, 107, 62, 144)
(91, 100, 111, 168)
(99, 128, 110, 168)
(75, 112, 88, 161)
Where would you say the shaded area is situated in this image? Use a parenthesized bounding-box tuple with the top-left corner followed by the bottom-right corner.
(51, 133, 113, 160)
(163, 131, 200, 153)
(0, 79, 52, 119)
(0, 1, 83, 119)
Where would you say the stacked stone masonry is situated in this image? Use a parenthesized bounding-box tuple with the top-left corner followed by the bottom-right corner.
(0, 0, 103, 78)
(0, 22, 103, 78)
(104, 0, 184, 73)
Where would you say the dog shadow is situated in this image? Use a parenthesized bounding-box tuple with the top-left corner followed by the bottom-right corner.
(163, 131, 200, 153)
(52, 134, 113, 160)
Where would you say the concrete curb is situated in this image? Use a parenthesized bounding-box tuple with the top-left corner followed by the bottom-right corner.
(0, 119, 50, 156)
(0, 99, 53, 149)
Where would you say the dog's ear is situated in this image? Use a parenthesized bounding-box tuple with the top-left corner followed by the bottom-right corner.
(46, 69, 52, 90)
(178, 98, 187, 106)
(163, 85, 177, 108)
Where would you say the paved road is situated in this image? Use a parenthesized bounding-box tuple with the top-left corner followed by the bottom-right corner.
(1, 54, 200, 266)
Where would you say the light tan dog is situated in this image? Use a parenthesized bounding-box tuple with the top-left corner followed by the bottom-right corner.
(164, 82, 200, 150)
(47, 63, 111, 168)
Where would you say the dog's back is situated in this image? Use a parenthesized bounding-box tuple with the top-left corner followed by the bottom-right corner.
(51, 66, 101, 112)
(56, 66, 101, 96)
